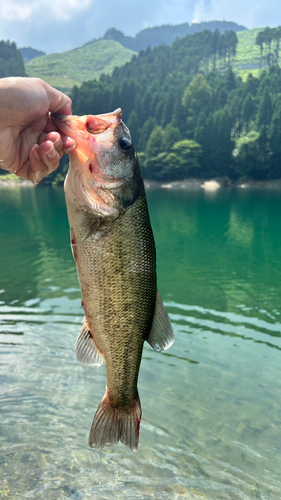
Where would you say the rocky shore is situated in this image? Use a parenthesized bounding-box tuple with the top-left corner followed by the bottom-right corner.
(144, 178, 281, 190)
(1, 175, 281, 190)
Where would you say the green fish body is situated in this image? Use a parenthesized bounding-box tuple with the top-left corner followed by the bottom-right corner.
(53, 109, 174, 451)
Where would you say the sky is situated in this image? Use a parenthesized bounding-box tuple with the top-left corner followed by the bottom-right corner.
(0, 0, 280, 54)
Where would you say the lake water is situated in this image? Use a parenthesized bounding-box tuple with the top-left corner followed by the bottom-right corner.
(0, 185, 280, 499)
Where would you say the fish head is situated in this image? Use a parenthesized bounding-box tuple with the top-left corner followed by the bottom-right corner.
(53, 109, 142, 218)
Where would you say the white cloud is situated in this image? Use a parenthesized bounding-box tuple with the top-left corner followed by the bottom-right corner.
(0, 0, 280, 54)
(192, 0, 279, 28)
(1, 1, 34, 21)
(47, 0, 92, 21)
(0, 0, 92, 23)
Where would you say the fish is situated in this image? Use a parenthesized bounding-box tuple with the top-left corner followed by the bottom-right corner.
(53, 109, 174, 451)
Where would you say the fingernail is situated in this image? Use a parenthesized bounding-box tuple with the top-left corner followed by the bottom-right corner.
(53, 135, 61, 147)
(64, 144, 76, 153)
(46, 145, 57, 159)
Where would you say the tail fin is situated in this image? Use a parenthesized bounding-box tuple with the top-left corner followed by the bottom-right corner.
(89, 391, 142, 452)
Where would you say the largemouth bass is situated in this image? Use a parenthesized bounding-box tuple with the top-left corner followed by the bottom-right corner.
(53, 109, 174, 451)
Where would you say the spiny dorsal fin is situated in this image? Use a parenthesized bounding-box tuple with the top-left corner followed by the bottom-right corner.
(75, 318, 104, 366)
(146, 290, 175, 352)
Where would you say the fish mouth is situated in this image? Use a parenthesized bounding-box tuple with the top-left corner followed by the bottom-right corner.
(52, 109, 122, 139)
(54, 109, 126, 217)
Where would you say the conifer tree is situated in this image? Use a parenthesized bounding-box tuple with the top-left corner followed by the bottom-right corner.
(268, 98, 281, 174)
(212, 109, 233, 174)
(242, 93, 255, 132)
(182, 74, 213, 131)
(127, 111, 140, 148)
(138, 117, 157, 152)
(256, 86, 272, 130)
(145, 126, 165, 158)
(163, 123, 181, 151)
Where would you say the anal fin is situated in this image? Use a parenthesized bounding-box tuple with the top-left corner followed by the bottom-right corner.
(146, 289, 175, 352)
(75, 318, 104, 367)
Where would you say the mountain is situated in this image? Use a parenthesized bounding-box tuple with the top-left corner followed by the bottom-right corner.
(19, 47, 46, 63)
(98, 21, 246, 52)
(25, 40, 136, 93)
(24, 21, 247, 93)
(68, 28, 281, 184)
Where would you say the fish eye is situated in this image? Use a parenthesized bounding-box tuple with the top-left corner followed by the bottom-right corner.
(119, 137, 132, 151)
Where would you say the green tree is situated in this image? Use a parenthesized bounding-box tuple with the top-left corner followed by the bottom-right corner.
(138, 117, 157, 152)
(225, 68, 236, 91)
(268, 98, 281, 176)
(242, 93, 255, 132)
(215, 86, 228, 108)
(256, 31, 264, 69)
(227, 95, 243, 139)
(244, 73, 259, 97)
(161, 90, 175, 127)
(162, 123, 181, 151)
(256, 86, 272, 130)
(145, 126, 165, 158)
(0, 40, 26, 77)
(233, 131, 260, 177)
(171, 94, 187, 130)
(211, 29, 220, 71)
(194, 111, 214, 172)
(120, 80, 138, 120)
(110, 86, 121, 112)
(127, 110, 140, 148)
(182, 74, 213, 131)
(142, 140, 202, 181)
(258, 125, 268, 164)
(212, 109, 234, 175)
(171, 140, 202, 173)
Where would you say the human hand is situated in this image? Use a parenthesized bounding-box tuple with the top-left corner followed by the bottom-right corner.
(0, 77, 76, 183)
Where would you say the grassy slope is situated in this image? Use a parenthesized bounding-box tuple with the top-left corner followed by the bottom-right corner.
(233, 28, 264, 80)
(26, 40, 136, 93)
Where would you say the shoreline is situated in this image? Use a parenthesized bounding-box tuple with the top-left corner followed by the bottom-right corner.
(0, 178, 33, 187)
(1, 177, 281, 190)
(144, 178, 281, 190)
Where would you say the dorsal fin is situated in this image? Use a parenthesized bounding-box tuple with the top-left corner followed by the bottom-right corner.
(75, 318, 104, 366)
(146, 290, 175, 352)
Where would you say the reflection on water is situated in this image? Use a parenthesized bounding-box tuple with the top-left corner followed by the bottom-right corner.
(0, 186, 280, 499)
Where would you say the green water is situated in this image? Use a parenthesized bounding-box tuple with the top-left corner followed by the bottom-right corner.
(0, 186, 280, 500)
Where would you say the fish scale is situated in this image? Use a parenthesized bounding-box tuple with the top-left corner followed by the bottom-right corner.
(53, 109, 174, 451)
(69, 189, 156, 407)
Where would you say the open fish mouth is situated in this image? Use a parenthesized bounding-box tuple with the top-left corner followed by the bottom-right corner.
(55, 109, 127, 217)
(52, 109, 123, 139)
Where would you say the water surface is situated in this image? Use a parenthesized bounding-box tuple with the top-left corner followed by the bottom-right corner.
(0, 186, 280, 499)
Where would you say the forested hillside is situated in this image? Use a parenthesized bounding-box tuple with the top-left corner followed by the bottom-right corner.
(24, 21, 245, 92)
(99, 20, 246, 52)
(63, 29, 281, 184)
(0, 40, 26, 78)
(1, 26, 280, 185)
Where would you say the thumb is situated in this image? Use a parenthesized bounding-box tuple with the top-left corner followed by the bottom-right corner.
(44, 82, 72, 116)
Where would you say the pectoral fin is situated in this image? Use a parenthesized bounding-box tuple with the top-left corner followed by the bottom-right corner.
(75, 318, 104, 366)
(146, 290, 175, 352)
